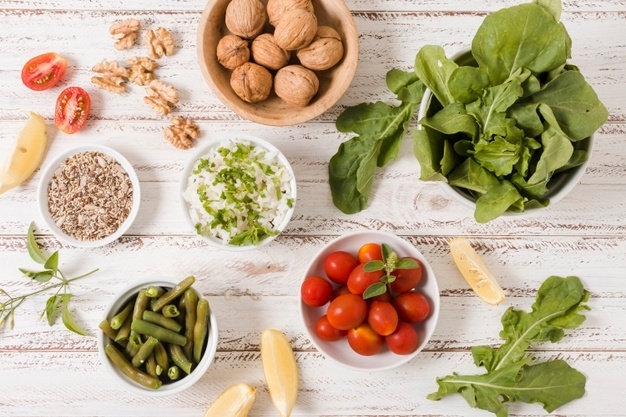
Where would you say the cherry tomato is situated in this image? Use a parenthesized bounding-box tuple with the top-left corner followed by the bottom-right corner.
(331, 284, 350, 300)
(385, 321, 419, 355)
(55, 86, 91, 134)
(315, 314, 347, 342)
(301, 276, 333, 307)
(368, 290, 392, 303)
(392, 291, 430, 323)
(357, 243, 383, 264)
(21, 52, 67, 91)
(367, 300, 398, 336)
(347, 322, 384, 356)
(324, 251, 358, 284)
(390, 257, 423, 293)
(347, 263, 384, 295)
(326, 293, 367, 331)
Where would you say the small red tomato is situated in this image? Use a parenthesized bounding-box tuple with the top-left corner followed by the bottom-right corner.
(55, 86, 91, 134)
(385, 321, 419, 355)
(392, 291, 430, 323)
(390, 257, 423, 293)
(301, 276, 333, 307)
(347, 264, 384, 295)
(367, 300, 399, 336)
(347, 322, 384, 356)
(326, 293, 367, 331)
(21, 52, 67, 91)
(315, 315, 347, 342)
(368, 290, 392, 303)
(324, 251, 359, 284)
(357, 243, 383, 264)
(331, 284, 350, 300)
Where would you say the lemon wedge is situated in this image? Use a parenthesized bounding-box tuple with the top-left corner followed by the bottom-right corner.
(203, 383, 256, 417)
(449, 237, 506, 305)
(0, 112, 47, 195)
(261, 329, 299, 417)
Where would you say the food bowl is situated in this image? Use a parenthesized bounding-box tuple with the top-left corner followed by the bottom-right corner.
(299, 231, 440, 372)
(98, 276, 218, 396)
(36, 144, 140, 248)
(197, 0, 359, 126)
(179, 133, 296, 251)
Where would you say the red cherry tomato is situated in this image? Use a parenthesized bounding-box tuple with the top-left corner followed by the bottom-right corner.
(357, 243, 383, 264)
(326, 293, 367, 331)
(367, 300, 399, 336)
(392, 291, 430, 323)
(21, 52, 67, 91)
(315, 315, 347, 342)
(390, 257, 423, 293)
(331, 284, 350, 300)
(385, 321, 419, 355)
(347, 264, 384, 295)
(324, 251, 358, 284)
(55, 86, 91, 134)
(368, 290, 392, 303)
(301, 276, 333, 307)
(347, 322, 384, 356)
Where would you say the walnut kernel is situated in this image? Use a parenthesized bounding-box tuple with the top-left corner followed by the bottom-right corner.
(225, 0, 267, 39)
(273, 9, 317, 51)
(91, 60, 130, 93)
(145, 27, 175, 59)
(274, 65, 319, 107)
(296, 26, 344, 71)
(230, 62, 273, 103)
(164, 117, 200, 149)
(127, 56, 158, 86)
(251, 34, 289, 71)
(109, 18, 141, 50)
(217, 35, 250, 70)
(144, 80, 179, 116)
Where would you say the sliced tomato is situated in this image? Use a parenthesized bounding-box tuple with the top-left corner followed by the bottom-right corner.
(55, 87, 91, 134)
(21, 52, 67, 91)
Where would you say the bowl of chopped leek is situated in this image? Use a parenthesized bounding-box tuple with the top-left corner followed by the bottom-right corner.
(179, 134, 297, 250)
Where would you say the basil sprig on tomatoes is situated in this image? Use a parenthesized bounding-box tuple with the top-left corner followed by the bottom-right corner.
(362, 243, 419, 299)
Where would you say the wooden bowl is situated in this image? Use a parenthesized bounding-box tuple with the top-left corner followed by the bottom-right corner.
(197, 0, 359, 126)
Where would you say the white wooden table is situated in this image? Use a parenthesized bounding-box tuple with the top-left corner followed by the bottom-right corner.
(1, 0, 625, 416)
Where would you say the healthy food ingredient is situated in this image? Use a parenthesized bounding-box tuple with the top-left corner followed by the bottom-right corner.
(357, 243, 383, 263)
(105, 343, 162, 389)
(251, 33, 290, 71)
(367, 300, 398, 336)
(315, 314, 347, 341)
(54, 86, 91, 134)
(385, 321, 419, 355)
(261, 329, 299, 417)
(225, 0, 267, 39)
(274, 65, 319, 107)
(360, 243, 419, 299)
(109, 18, 141, 50)
(296, 26, 344, 71)
(21, 52, 67, 91)
(323, 251, 359, 284)
(203, 383, 256, 417)
(230, 62, 273, 104)
(392, 291, 430, 323)
(347, 322, 384, 356)
(428, 275, 590, 416)
(389, 257, 423, 293)
(326, 293, 367, 331)
(0, 112, 47, 195)
(273, 9, 317, 51)
(266, 0, 314, 26)
(300, 276, 333, 307)
(217, 34, 251, 70)
(346, 263, 384, 295)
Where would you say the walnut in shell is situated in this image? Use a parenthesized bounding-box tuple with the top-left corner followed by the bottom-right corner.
(217, 35, 250, 70)
(225, 0, 267, 39)
(274, 65, 319, 107)
(266, 0, 314, 26)
(251, 34, 289, 71)
(230, 62, 273, 103)
(273, 9, 317, 51)
(296, 26, 344, 71)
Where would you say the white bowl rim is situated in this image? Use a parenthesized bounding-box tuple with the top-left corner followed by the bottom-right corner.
(36, 144, 141, 248)
(179, 133, 297, 251)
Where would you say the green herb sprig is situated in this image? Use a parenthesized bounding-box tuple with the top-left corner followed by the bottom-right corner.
(362, 243, 419, 299)
(0, 222, 98, 335)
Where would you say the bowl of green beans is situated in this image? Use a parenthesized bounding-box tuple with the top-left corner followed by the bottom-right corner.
(98, 275, 218, 395)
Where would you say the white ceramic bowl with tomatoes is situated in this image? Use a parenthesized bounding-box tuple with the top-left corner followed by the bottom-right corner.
(299, 231, 440, 371)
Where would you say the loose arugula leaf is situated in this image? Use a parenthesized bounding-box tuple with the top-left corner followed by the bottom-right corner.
(61, 294, 90, 336)
(26, 222, 47, 264)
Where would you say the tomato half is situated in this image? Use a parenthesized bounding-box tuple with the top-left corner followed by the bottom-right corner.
(55, 86, 91, 134)
(301, 276, 333, 307)
(324, 251, 358, 284)
(21, 52, 67, 91)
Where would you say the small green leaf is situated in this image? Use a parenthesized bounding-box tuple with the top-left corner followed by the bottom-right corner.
(26, 222, 47, 264)
(381, 274, 396, 285)
(363, 282, 387, 300)
(19, 268, 54, 283)
(44, 251, 59, 273)
(44, 295, 63, 326)
(396, 258, 419, 270)
(381, 243, 394, 263)
(61, 295, 90, 336)
(363, 260, 385, 272)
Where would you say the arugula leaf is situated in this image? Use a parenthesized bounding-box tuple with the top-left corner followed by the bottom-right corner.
(475, 180, 523, 223)
(420, 102, 478, 138)
(414, 45, 458, 107)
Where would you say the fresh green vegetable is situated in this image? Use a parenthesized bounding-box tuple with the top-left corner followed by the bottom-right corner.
(428, 275, 590, 416)
(151, 276, 195, 312)
(131, 319, 188, 346)
(110, 302, 133, 330)
(361, 243, 419, 299)
(105, 344, 162, 390)
(142, 310, 183, 332)
(169, 343, 193, 374)
(183, 288, 199, 360)
(193, 298, 210, 363)
(131, 336, 158, 367)
(162, 304, 180, 318)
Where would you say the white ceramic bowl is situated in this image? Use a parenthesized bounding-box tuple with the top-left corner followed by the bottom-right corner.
(179, 134, 297, 251)
(299, 231, 440, 372)
(98, 277, 218, 396)
(36, 144, 141, 247)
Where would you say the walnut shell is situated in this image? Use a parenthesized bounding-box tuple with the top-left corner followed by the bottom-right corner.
(273, 9, 317, 51)
(266, 0, 314, 27)
(230, 62, 273, 103)
(217, 35, 250, 70)
(296, 26, 344, 71)
(251, 34, 290, 70)
(225, 0, 267, 39)
(274, 65, 319, 107)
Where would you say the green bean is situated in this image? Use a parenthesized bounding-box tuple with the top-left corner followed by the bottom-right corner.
(151, 276, 196, 312)
(162, 304, 180, 318)
(99, 319, 118, 340)
(131, 319, 187, 346)
(144, 352, 158, 377)
(132, 336, 158, 367)
(183, 288, 198, 360)
(193, 297, 210, 363)
(142, 310, 182, 332)
(145, 286, 165, 298)
(110, 302, 133, 330)
(105, 344, 162, 390)
(153, 341, 169, 371)
(114, 311, 132, 343)
(168, 365, 180, 380)
(125, 334, 141, 357)
(168, 343, 193, 374)
(129, 289, 150, 343)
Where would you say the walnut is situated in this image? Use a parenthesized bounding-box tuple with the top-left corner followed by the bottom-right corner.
(217, 35, 250, 70)
(144, 80, 179, 116)
(225, 0, 267, 39)
(91, 60, 130, 93)
(251, 34, 289, 70)
(296, 26, 344, 71)
(267, 0, 314, 26)
(91, 76, 126, 94)
(127, 56, 158, 85)
(110, 18, 141, 50)
(230, 62, 272, 103)
(273, 9, 317, 51)
(274, 65, 319, 107)
(145, 27, 175, 59)
(164, 116, 200, 149)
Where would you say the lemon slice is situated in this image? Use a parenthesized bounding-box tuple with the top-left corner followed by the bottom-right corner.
(449, 237, 506, 305)
(203, 383, 256, 417)
(0, 112, 47, 195)
(261, 329, 298, 417)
